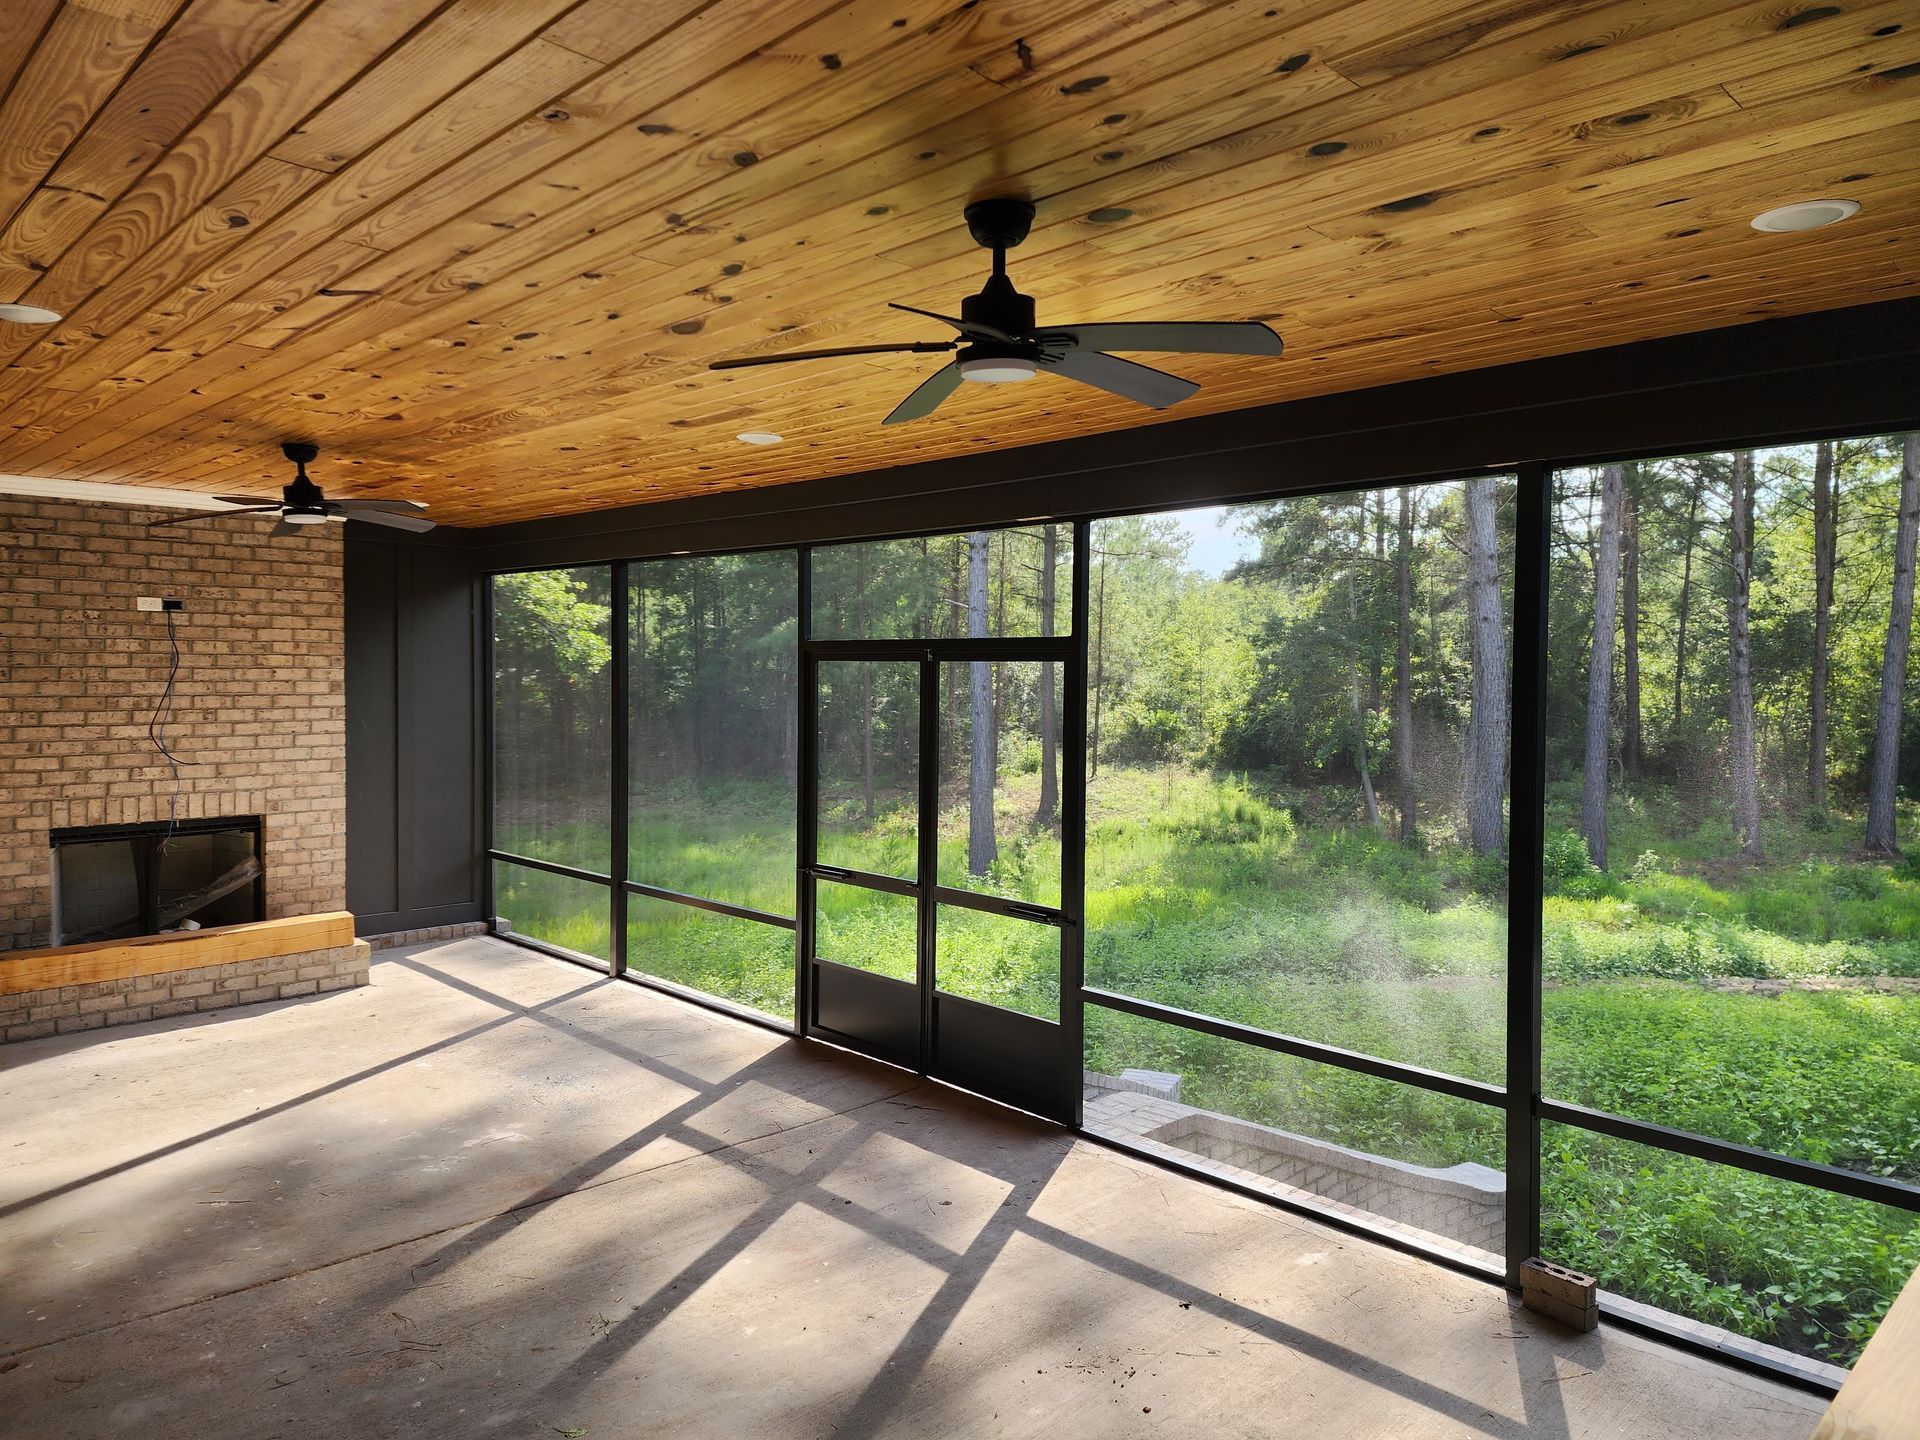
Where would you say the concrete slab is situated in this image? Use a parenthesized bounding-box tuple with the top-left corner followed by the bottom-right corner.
(0, 937, 1829, 1438)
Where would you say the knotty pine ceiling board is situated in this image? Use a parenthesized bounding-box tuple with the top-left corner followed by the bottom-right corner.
(0, 0, 1915, 526)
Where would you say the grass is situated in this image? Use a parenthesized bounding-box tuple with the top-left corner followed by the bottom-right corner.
(495, 766, 1920, 1366)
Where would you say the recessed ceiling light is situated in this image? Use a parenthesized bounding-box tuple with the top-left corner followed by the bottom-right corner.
(0, 303, 61, 324)
(1750, 199, 1859, 233)
(737, 431, 783, 445)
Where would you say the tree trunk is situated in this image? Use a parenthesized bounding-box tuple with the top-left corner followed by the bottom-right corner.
(1464, 476, 1509, 856)
(1036, 525, 1059, 828)
(687, 582, 706, 783)
(990, 533, 1006, 782)
(1393, 487, 1417, 843)
(1090, 547, 1108, 780)
(1621, 466, 1643, 782)
(632, 580, 649, 780)
(1866, 434, 1920, 853)
(967, 532, 997, 875)
(1368, 494, 1386, 716)
(1346, 561, 1381, 830)
(1579, 464, 1624, 869)
(1727, 450, 1764, 859)
(1808, 440, 1835, 808)
(1674, 480, 1700, 732)
(856, 553, 875, 822)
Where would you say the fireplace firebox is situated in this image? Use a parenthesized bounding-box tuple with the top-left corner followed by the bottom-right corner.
(49, 817, 264, 946)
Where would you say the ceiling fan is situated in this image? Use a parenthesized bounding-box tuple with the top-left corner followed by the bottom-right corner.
(147, 443, 434, 535)
(709, 197, 1282, 424)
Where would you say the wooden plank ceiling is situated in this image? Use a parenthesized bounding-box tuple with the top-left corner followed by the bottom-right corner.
(0, 0, 1916, 527)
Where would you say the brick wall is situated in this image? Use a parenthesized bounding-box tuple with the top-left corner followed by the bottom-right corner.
(0, 940, 370, 1044)
(0, 497, 346, 950)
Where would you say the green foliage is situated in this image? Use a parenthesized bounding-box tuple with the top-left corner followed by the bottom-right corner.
(1541, 1130, 1920, 1364)
(501, 761, 1920, 1366)
(493, 569, 611, 680)
(1543, 827, 1616, 899)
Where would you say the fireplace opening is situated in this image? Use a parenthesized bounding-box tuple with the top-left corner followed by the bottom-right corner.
(49, 817, 264, 946)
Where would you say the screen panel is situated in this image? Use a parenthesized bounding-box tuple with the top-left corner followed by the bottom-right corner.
(1542, 1121, 1920, 1369)
(628, 551, 797, 917)
(625, 893, 791, 1023)
(492, 566, 614, 873)
(1084, 484, 1514, 1083)
(811, 525, 1072, 640)
(1087, 1006, 1505, 1265)
(493, 860, 610, 965)
(1544, 439, 1920, 1180)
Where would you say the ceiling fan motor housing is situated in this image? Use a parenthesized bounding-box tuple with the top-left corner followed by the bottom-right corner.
(961, 274, 1036, 352)
(281, 471, 329, 520)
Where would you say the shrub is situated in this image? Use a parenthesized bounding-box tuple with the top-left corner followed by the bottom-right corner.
(1543, 827, 1616, 899)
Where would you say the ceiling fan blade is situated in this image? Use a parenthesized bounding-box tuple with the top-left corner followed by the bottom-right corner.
(1047, 350, 1199, 409)
(887, 302, 1013, 344)
(883, 361, 966, 425)
(212, 493, 276, 506)
(146, 506, 278, 527)
(710, 339, 956, 371)
(334, 498, 429, 514)
(343, 508, 437, 532)
(1035, 321, 1283, 356)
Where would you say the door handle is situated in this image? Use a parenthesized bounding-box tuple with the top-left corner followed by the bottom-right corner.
(811, 865, 852, 880)
(1003, 901, 1059, 925)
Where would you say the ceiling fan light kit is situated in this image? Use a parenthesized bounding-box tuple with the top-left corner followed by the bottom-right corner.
(708, 197, 1283, 424)
(959, 357, 1036, 383)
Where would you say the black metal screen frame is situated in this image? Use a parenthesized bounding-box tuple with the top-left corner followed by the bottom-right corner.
(484, 559, 802, 1035)
(473, 427, 1920, 1397)
(796, 612, 1079, 1116)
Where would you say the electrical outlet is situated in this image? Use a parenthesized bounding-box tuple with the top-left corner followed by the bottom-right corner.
(161, 598, 185, 612)
(136, 596, 163, 612)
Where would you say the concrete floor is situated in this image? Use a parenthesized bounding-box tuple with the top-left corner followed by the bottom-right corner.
(0, 937, 1828, 1439)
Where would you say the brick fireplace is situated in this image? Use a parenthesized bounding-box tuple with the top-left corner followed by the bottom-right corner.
(0, 496, 347, 951)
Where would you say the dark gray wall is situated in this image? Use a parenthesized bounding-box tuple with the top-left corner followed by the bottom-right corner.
(344, 533, 483, 936)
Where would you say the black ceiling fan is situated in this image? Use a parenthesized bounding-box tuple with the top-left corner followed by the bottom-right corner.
(147, 443, 434, 535)
(708, 197, 1282, 424)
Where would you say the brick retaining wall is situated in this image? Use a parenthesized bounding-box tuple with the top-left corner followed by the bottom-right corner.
(1086, 1073, 1505, 1264)
(0, 940, 369, 1043)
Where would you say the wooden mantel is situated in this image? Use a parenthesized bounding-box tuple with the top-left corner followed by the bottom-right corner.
(0, 913, 356, 996)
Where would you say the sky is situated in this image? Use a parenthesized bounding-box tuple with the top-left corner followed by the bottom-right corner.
(1172, 504, 1258, 578)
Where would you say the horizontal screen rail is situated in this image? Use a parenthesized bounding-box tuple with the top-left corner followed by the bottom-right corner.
(1539, 1098, 1920, 1213)
(625, 887, 798, 929)
(623, 881, 796, 930)
(803, 637, 1075, 660)
(491, 928, 794, 1037)
(930, 884, 1067, 925)
(1082, 988, 1505, 1108)
(488, 850, 613, 886)
(806, 864, 919, 898)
